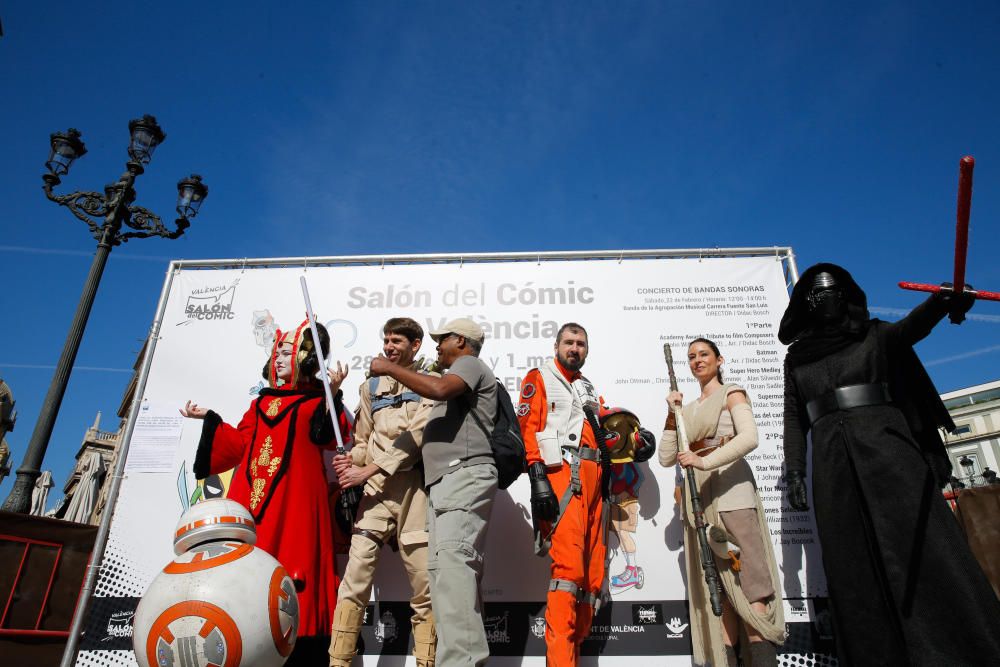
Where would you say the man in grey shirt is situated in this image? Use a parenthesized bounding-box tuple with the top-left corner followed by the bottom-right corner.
(369, 317, 498, 667)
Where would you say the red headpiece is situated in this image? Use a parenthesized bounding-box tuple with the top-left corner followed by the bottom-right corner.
(268, 320, 309, 388)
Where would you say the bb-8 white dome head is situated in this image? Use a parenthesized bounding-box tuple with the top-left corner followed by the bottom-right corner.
(172, 497, 257, 555)
(133, 499, 299, 667)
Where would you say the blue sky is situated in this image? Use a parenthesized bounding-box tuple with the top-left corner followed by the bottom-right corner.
(2, 2, 999, 504)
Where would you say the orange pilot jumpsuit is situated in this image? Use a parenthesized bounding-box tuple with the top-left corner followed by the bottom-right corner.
(517, 360, 605, 667)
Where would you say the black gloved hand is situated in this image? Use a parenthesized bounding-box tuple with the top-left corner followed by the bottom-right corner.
(633, 427, 656, 463)
(528, 462, 559, 522)
(935, 281, 976, 324)
(786, 470, 809, 511)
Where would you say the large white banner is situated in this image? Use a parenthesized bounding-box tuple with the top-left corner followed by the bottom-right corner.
(77, 254, 832, 666)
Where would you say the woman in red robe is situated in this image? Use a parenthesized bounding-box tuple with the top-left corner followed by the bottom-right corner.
(181, 320, 350, 665)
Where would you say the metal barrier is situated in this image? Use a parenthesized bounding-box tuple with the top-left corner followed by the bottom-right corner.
(0, 532, 76, 638)
(0, 512, 97, 664)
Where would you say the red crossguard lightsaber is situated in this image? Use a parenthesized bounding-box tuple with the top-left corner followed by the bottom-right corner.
(899, 156, 1000, 321)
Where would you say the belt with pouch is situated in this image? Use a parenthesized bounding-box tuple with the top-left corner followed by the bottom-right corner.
(805, 382, 891, 424)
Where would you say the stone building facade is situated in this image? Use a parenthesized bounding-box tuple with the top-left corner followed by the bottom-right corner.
(940, 379, 1000, 488)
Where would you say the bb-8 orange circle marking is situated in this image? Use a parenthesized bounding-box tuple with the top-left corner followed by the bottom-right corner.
(145, 600, 242, 667)
(163, 542, 252, 574)
(268, 566, 295, 657)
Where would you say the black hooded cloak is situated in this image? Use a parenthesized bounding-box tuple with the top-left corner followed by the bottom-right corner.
(780, 263, 1000, 666)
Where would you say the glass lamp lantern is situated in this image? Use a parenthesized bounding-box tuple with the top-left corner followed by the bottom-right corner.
(176, 174, 208, 219)
(45, 129, 87, 176)
(127, 115, 166, 165)
(959, 455, 977, 486)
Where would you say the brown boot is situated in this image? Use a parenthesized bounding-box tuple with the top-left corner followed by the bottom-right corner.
(412, 615, 437, 667)
(328, 600, 365, 667)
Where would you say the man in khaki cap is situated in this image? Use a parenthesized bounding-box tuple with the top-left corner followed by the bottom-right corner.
(369, 317, 497, 667)
(329, 317, 438, 667)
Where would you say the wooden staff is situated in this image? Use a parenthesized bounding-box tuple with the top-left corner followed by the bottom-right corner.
(664, 343, 723, 616)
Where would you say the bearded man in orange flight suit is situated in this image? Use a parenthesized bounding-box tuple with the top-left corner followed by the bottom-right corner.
(516, 322, 655, 666)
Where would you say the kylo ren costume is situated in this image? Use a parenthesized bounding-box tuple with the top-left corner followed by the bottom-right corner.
(779, 263, 1000, 666)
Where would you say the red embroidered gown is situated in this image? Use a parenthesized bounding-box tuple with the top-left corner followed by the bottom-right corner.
(195, 386, 350, 637)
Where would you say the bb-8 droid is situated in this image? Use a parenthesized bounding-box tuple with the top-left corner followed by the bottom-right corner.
(133, 498, 299, 667)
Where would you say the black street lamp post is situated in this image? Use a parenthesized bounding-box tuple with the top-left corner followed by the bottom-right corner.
(1, 115, 207, 513)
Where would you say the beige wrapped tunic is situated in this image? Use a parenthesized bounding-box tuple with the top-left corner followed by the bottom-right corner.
(659, 383, 785, 666)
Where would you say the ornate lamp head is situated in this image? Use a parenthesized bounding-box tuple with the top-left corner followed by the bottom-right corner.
(127, 115, 166, 165)
(45, 129, 87, 177)
(176, 174, 208, 219)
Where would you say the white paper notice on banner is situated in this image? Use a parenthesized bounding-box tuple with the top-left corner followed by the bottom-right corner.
(124, 402, 184, 473)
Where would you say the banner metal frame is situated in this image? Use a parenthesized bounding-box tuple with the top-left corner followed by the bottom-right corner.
(63, 245, 798, 665)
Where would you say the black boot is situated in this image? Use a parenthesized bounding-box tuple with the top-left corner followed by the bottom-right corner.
(748, 640, 777, 666)
(724, 643, 738, 667)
